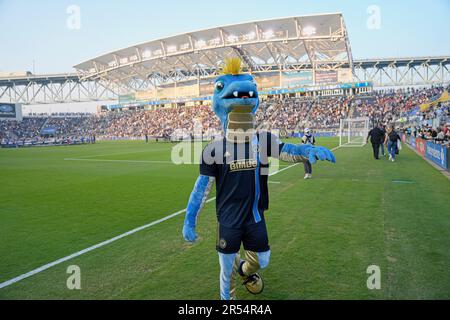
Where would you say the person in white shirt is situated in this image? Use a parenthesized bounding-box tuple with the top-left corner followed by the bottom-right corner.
(301, 128, 316, 179)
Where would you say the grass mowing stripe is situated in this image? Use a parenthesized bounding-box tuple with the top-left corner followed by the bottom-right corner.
(0, 203, 208, 290)
(64, 158, 175, 164)
(267, 146, 340, 177)
(69, 148, 170, 159)
(0, 144, 341, 290)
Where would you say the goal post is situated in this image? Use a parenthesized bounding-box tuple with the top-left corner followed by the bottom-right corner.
(339, 118, 370, 147)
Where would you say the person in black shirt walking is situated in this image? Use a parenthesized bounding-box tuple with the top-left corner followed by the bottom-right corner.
(367, 123, 385, 160)
(380, 124, 386, 157)
(385, 126, 401, 162)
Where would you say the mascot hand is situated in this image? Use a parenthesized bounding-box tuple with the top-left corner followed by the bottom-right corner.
(302, 145, 336, 164)
(183, 223, 198, 243)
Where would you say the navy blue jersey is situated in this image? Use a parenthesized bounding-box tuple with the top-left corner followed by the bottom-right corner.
(302, 135, 316, 145)
(200, 132, 283, 229)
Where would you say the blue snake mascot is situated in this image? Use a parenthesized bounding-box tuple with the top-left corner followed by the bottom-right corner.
(182, 58, 336, 300)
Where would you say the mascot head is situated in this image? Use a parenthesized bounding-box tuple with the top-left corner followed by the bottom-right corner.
(212, 57, 259, 143)
(304, 128, 311, 137)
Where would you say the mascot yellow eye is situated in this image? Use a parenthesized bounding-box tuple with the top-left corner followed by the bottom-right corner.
(215, 81, 224, 92)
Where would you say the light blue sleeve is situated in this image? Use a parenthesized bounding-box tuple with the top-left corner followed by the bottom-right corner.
(184, 175, 215, 228)
(280, 143, 336, 164)
(279, 143, 311, 163)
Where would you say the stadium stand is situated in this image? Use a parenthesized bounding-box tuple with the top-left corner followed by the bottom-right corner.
(1, 85, 449, 147)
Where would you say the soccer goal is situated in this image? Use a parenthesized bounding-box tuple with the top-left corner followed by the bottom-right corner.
(339, 118, 370, 147)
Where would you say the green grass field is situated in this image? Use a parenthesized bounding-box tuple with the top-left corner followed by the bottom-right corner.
(0, 137, 449, 300)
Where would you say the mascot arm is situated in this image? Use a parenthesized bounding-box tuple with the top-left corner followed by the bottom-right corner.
(183, 175, 215, 242)
(279, 143, 336, 164)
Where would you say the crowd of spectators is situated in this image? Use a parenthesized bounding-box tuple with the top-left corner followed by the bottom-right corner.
(0, 115, 95, 147)
(27, 112, 92, 118)
(1, 85, 449, 146)
(89, 106, 221, 140)
(353, 86, 449, 124)
(44, 117, 92, 136)
(0, 118, 46, 140)
(404, 124, 450, 145)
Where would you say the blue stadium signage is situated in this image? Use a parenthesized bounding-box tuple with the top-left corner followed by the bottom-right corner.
(0, 103, 16, 118)
(426, 141, 448, 170)
(109, 82, 372, 109)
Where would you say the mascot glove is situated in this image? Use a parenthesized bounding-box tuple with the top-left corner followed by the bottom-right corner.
(299, 145, 336, 164)
(183, 222, 198, 243)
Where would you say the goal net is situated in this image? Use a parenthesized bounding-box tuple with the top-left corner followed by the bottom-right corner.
(339, 118, 370, 147)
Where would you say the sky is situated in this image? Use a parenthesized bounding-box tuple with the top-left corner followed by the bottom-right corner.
(0, 0, 449, 74)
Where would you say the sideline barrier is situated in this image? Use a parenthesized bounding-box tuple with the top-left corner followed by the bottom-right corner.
(1, 139, 94, 148)
(426, 141, 448, 170)
(448, 148, 450, 172)
(290, 132, 337, 138)
(401, 134, 407, 143)
(405, 134, 449, 172)
(416, 138, 427, 156)
(410, 136, 416, 148)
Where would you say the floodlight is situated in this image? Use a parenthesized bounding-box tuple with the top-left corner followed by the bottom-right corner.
(244, 32, 256, 40)
(195, 40, 206, 48)
(209, 37, 221, 45)
(227, 35, 238, 43)
(180, 43, 190, 50)
(167, 45, 177, 53)
(262, 30, 274, 39)
(142, 50, 152, 58)
(302, 26, 316, 36)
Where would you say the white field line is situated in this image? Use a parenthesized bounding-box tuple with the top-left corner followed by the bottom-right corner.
(269, 163, 299, 176)
(0, 144, 341, 290)
(69, 148, 170, 160)
(64, 158, 174, 164)
(268, 145, 340, 177)
(64, 159, 301, 167)
(339, 142, 368, 148)
(331, 146, 341, 152)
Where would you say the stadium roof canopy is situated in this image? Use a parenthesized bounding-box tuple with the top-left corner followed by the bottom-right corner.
(75, 13, 353, 90)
